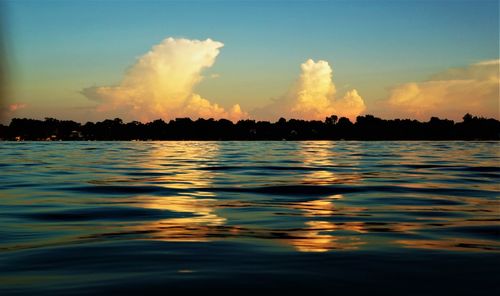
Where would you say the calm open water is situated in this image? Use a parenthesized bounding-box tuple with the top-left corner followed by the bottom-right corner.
(0, 141, 499, 295)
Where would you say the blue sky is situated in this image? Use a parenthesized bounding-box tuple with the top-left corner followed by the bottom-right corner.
(3, 0, 499, 122)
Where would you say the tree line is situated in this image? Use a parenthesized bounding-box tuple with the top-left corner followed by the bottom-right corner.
(0, 113, 498, 140)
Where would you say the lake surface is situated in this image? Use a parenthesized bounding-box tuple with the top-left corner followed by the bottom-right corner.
(0, 141, 499, 295)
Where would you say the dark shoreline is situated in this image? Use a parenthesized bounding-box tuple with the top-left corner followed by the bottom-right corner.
(1, 113, 498, 141)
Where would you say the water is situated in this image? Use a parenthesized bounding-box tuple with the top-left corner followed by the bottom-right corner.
(0, 141, 499, 295)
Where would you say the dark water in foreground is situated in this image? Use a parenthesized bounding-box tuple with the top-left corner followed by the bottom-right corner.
(0, 141, 499, 295)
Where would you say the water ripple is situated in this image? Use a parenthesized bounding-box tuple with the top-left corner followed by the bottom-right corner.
(0, 141, 499, 294)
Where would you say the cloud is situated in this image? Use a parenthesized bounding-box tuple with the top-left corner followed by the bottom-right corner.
(8, 103, 26, 112)
(83, 37, 247, 122)
(377, 59, 499, 120)
(0, 103, 26, 121)
(253, 59, 366, 121)
(473, 59, 500, 66)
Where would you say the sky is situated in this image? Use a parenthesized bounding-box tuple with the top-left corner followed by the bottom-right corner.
(1, 0, 498, 123)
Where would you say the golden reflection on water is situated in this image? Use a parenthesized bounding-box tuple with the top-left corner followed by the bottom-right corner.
(292, 198, 336, 217)
(298, 141, 362, 186)
(123, 142, 370, 249)
(283, 142, 365, 252)
(396, 238, 500, 252)
(91, 142, 498, 252)
(126, 142, 227, 242)
(142, 142, 221, 189)
(130, 195, 226, 242)
(290, 221, 364, 252)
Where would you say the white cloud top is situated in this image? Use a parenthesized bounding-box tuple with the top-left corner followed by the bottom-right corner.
(83, 37, 246, 122)
(254, 59, 366, 121)
(82, 37, 497, 122)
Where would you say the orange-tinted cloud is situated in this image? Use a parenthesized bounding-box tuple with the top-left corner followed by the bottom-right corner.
(0, 103, 26, 121)
(253, 59, 366, 121)
(8, 103, 26, 112)
(376, 59, 499, 120)
(83, 37, 247, 122)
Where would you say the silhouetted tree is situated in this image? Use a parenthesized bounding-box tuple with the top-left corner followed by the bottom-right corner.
(2, 114, 499, 141)
(325, 115, 338, 125)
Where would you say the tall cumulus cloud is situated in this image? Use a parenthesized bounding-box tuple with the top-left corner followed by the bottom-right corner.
(83, 37, 246, 122)
(378, 59, 500, 120)
(253, 59, 366, 121)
